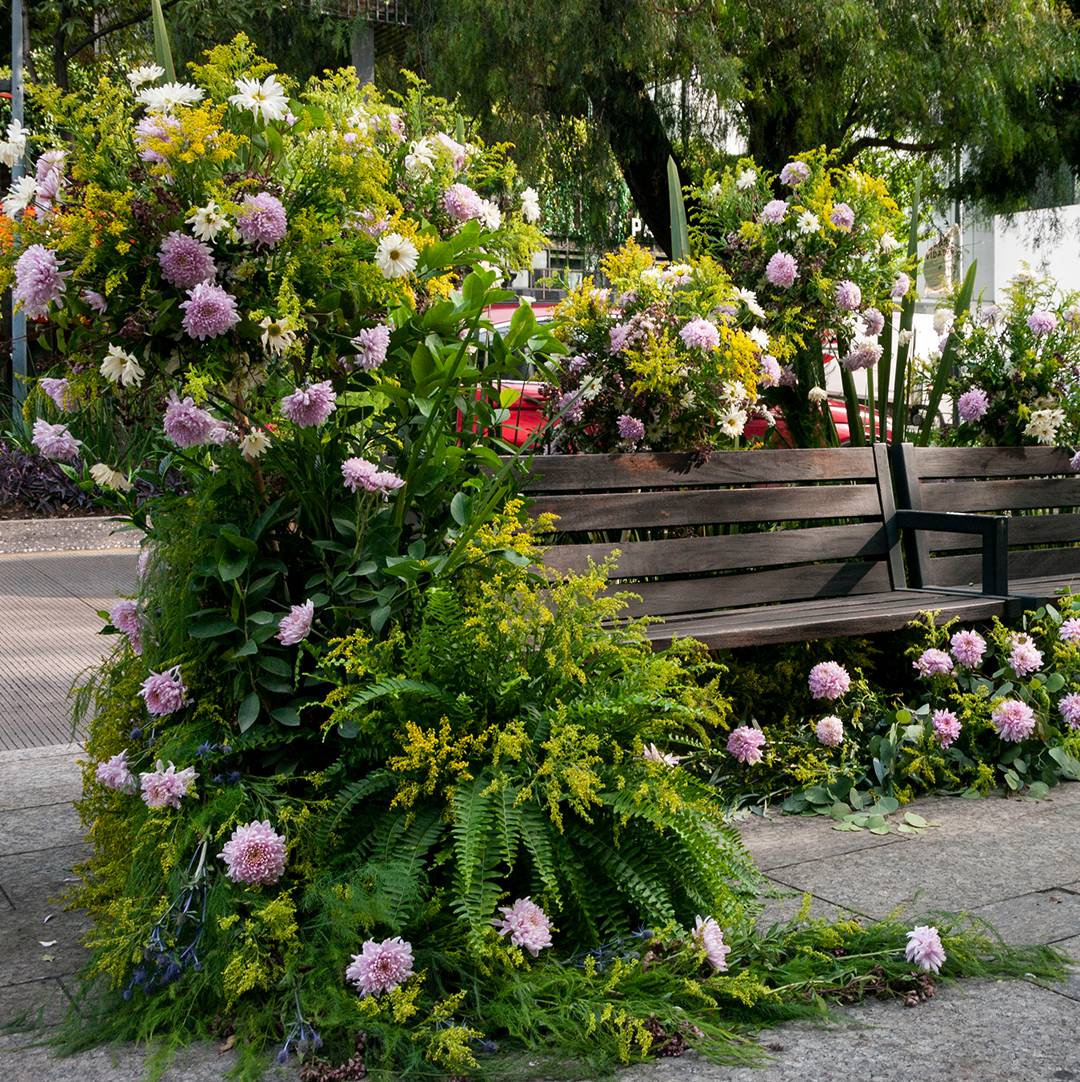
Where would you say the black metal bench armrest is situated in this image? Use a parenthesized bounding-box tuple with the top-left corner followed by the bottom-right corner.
(893, 509, 1009, 596)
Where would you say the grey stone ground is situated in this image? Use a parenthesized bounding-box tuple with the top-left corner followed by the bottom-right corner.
(1, 545, 1079, 1081)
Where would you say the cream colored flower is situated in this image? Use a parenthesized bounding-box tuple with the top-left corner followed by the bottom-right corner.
(736, 288, 765, 318)
(228, 75, 289, 124)
(375, 233, 419, 278)
(796, 209, 820, 235)
(127, 64, 164, 90)
(520, 187, 541, 223)
(735, 168, 757, 190)
(258, 316, 297, 356)
(100, 344, 145, 388)
(89, 463, 133, 492)
(186, 199, 228, 243)
(136, 82, 204, 112)
(3, 175, 37, 216)
(720, 408, 748, 437)
(239, 428, 271, 460)
(808, 386, 829, 403)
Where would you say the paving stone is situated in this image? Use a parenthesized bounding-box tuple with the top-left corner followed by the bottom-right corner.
(0, 907, 92, 985)
(0, 750, 81, 812)
(755, 878, 862, 929)
(0, 844, 88, 912)
(0, 517, 141, 556)
(0, 804, 82, 858)
(969, 888, 1080, 945)
(0, 978, 72, 1028)
(738, 809, 904, 872)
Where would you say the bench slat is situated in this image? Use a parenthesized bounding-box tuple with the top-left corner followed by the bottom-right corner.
(905, 446, 1077, 479)
(918, 477, 1080, 514)
(926, 547, 1080, 588)
(924, 512, 1080, 553)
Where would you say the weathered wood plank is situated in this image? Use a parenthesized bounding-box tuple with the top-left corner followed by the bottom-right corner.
(924, 512, 1080, 552)
(907, 446, 1077, 480)
(927, 548, 1080, 588)
(532, 483, 882, 531)
(918, 477, 1080, 514)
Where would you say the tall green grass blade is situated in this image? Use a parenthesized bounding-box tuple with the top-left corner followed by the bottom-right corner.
(892, 176, 921, 440)
(667, 156, 689, 260)
(866, 368, 876, 444)
(841, 366, 866, 446)
(877, 316, 892, 439)
(151, 0, 176, 82)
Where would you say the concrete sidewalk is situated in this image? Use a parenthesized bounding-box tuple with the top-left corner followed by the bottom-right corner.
(1, 547, 1079, 1081)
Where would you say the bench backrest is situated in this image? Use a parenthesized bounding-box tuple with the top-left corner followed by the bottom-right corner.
(893, 444, 1080, 589)
(514, 445, 906, 619)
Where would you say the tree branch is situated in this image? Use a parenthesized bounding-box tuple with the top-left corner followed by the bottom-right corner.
(62, 0, 184, 63)
(842, 134, 948, 160)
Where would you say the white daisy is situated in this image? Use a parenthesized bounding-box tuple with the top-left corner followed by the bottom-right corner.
(375, 233, 419, 278)
(136, 82, 205, 113)
(228, 74, 289, 125)
(479, 199, 502, 231)
(0, 119, 30, 168)
(736, 287, 765, 318)
(404, 137, 435, 174)
(259, 316, 297, 356)
(720, 408, 748, 438)
(520, 187, 541, 223)
(796, 210, 820, 235)
(898, 329, 914, 347)
(186, 199, 228, 243)
(2, 175, 37, 216)
(735, 168, 757, 190)
(100, 344, 145, 388)
(879, 232, 901, 254)
(89, 463, 133, 492)
(127, 64, 165, 90)
(723, 380, 748, 403)
(748, 326, 770, 351)
(239, 428, 271, 460)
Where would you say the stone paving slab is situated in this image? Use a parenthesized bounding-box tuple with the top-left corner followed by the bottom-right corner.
(0, 750, 81, 813)
(969, 887, 1080, 945)
(0, 517, 141, 556)
(0, 804, 82, 859)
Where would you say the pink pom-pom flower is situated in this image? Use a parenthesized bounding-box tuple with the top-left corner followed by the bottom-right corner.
(139, 665, 187, 716)
(277, 600, 314, 646)
(139, 760, 197, 809)
(727, 725, 765, 765)
(905, 925, 946, 973)
(219, 820, 287, 886)
(493, 897, 554, 957)
(345, 936, 414, 996)
(808, 661, 850, 701)
(96, 750, 136, 793)
(914, 648, 953, 678)
(991, 698, 1036, 742)
(932, 709, 961, 748)
(693, 915, 731, 971)
(281, 381, 337, 428)
(949, 629, 986, 668)
(815, 715, 844, 747)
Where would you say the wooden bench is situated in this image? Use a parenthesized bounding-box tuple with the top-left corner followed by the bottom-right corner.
(516, 446, 1011, 649)
(893, 443, 1080, 607)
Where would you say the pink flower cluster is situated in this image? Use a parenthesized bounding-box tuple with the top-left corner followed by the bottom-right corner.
(905, 925, 946, 973)
(342, 457, 405, 497)
(957, 388, 989, 423)
(1008, 635, 1043, 678)
(808, 661, 850, 701)
(862, 307, 885, 336)
(950, 628, 986, 668)
(139, 760, 198, 809)
(493, 897, 554, 956)
(815, 715, 844, 747)
(352, 325, 391, 370)
(609, 322, 633, 353)
(829, 203, 855, 231)
(39, 377, 75, 411)
(95, 749, 136, 793)
(835, 279, 862, 312)
(841, 339, 883, 372)
(157, 231, 216, 289)
(139, 665, 187, 716)
(760, 199, 787, 224)
(891, 272, 910, 300)
(914, 648, 953, 678)
(346, 936, 414, 996)
(31, 419, 81, 462)
(679, 317, 721, 351)
(442, 182, 485, 223)
(163, 392, 217, 448)
(932, 709, 962, 748)
(1058, 692, 1080, 730)
(765, 251, 798, 288)
(180, 282, 239, 340)
(281, 382, 337, 428)
(277, 600, 314, 645)
(219, 820, 288, 885)
(15, 245, 69, 319)
(1061, 618, 1080, 643)
(134, 114, 179, 163)
(780, 161, 810, 186)
(693, 915, 731, 971)
(110, 599, 142, 654)
(991, 698, 1036, 742)
(1027, 309, 1057, 336)
(617, 414, 646, 443)
(727, 725, 765, 764)
(237, 192, 287, 248)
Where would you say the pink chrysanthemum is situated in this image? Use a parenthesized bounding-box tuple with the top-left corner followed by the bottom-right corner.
(134, 114, 179, 163)
(352, 325, 391, 370)
(808, 661, 850, 701)
(493, 897, 554, 957)
(692, 915, 731, 971)
(157, 230, 216, 289)
(180, 281, 239, 340)
(31, 419, 81, 462)
(281, 381, 337, 428)
(139, 760, 198, 809)
(765, 251, 798, 288)
(957, 388, 989, 422)
(891, 272, 910, 300)
(914, 648, 954, 678)
(219, 820, 288, 886)
(163, 391, 216, 448)
(82, 289, 108, 314)
(835, 279, 862, 311)
(760, 199, 788, 224)
(35, 150, 66, 209)
(862, 307, 885, 336)
(1058, 692, 1080, 730)
(617, 414, 646, 443)
(14, 244, 69, 318)
(1060, 618, 1080, 643)
(932, 708, 962, 748)
(679, 317, 720, 351)
(815, 715, 844, 747)
(1027, 310, 1057, 336)
(991, 698, 1036, 742)
(949, 629, 986, 668)
(342, 457, 405, 497)
(830, 203, 855, 231)
(277, 600, 314, 646)
(38, 377, 75, 411)
(642, 743, 682, 767)
(609, 322, 633, 353)
(236, 192, 287, 248)
(1008, 635, 1043, 678)
(139, 665, 187, 716)
(109, 599, 142, 654)
(759, 354, 782, 387)
(442, 182, 486, 223)
(727, 725, 766, 765)
(780, 161, 810, 186)
(345, 937, 414, 997)
(905, 926, 946, 972)
(95, 749, 136, 793)
(841, 339, 883, 371)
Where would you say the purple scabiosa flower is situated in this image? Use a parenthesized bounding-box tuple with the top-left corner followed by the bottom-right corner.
(808, 661, 851, 701)
(891, 272, 911, 300)
(277, 600, 314, 646)
(493, 897, 554, 957)
(163, 391, 216, 448)
(139, 665, 187, 716)
(609, 322, 633, 353)
(759, 354, 782, 388)
(765, 251, 798, 288)
(134, 114, 179, 163)
(835, 279, 862, 311)
(841, 338, 883, 372)
(1071, 451, 1080, 472)
(139, 760, 197, 809)
(950, 629, 986, 668)
(442, 182, 485, 223)
(82, 289, 107, 314)
(110, 599, 142, 655)
(779, 364, 797, 387)
(219, 820, 287, 886)
(14, 245, 69, 318)
(346, 937, 414, 996)
(914, 648, 954, 678)
(342, 457, 404, 497)
(1008, 635, 1043, 678)
(862, 307, 885, 336)
(1027, 310, 1057, 336)
(932, 709, 962, 748)
(1058, 692, 1080, 729)
(905, 925, 946, 973)
(727, 725, 766, 765)
(179, 282, 239, 340)
(236, 192, 287, 248)
(957, 388, 989, 422)
(829, 203, 855, 231)
(991, 698, 1036, 742)
(1060, 618, 1080, 643)
(34, 149, 65, 209)
(352, 325, 391, 370)
(616, 414, 646, 443)
(679, 317, 721, 351)
(39, 377, 75, 411)
(780, 160, 810, 186)
(281, 381, 337, 428)
(760, 199, 788, 224)
(815, 715, 844, 747)
(96, 750, 136, 793)
(157, 231, 216, 289)
(692, 915, 731, 971)
(31, 419, 81, 462)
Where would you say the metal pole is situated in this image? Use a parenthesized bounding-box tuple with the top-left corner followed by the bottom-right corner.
(11, 0, 27, 406)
